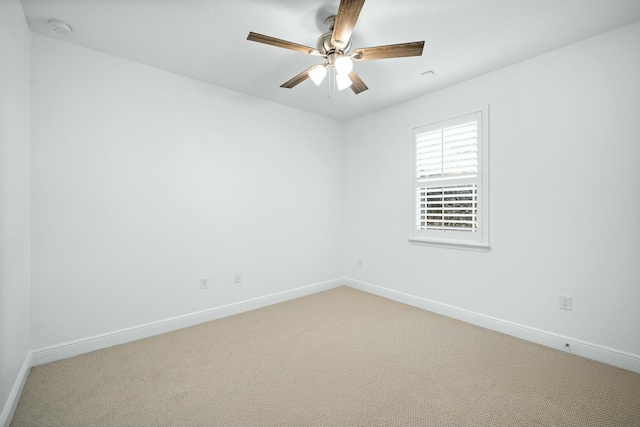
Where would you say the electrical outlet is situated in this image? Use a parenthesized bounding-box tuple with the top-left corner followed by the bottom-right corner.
(559, 295, 572, 311)
(200, 278, 209, 290)
(234, 273, 242, 284)
(358, 258, 363, 267)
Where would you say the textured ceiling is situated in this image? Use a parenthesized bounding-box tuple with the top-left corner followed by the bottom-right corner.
(20, 0, 640, 122)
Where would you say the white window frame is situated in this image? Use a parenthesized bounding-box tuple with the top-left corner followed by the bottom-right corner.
(409, 105, 490, 251)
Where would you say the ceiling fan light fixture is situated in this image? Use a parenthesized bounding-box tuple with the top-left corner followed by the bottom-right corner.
(334, 56, 353, 75)
(309, 64, 328, 86)
(336, 72, 353, 91)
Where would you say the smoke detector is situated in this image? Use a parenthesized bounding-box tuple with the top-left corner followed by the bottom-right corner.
(48, 19, 72, 35)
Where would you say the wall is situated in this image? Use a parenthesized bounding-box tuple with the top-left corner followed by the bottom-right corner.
(30, 34, 344, 350)
(0, 0, 32, 423)
(19, 3, 640, 381)
(344, 21, 640, 360)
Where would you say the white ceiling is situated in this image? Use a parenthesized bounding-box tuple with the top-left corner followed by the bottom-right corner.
(20, 0, 640, 122)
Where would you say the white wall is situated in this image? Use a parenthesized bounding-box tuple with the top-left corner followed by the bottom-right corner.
(344, 21, 640, 357)
(0, 0, 31, 422)
(30, 34, 344, 350)
(21, 7, 640, 374)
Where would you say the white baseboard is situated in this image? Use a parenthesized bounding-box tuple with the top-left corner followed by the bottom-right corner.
(32, 278, 344, 366)
(345, 278, 640, 374)
(1, 352, 32, 427)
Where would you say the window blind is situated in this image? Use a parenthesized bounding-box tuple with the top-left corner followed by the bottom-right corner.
(416, 184, 478, 231)
(415, 118, 480, 233)
(416, 121, 478, 179)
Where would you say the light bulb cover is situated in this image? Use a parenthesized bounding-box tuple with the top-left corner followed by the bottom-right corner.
(336, 73, 353, 91)
(334, 56, 353, 75)
(309, 64, 328, 86)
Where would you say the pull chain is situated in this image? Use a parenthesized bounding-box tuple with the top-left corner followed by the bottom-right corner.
(332, 68, 337, 107)
(324, 67, 338, 107)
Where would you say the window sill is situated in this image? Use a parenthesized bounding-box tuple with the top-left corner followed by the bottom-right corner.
(408, 237, 490, 252)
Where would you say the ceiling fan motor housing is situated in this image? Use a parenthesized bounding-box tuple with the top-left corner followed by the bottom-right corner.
(316, 15, 352, 55)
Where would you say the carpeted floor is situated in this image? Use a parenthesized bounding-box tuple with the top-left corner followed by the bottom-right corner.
(11, 286, 640, 426)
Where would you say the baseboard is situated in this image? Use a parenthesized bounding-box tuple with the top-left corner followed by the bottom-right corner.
(32, 278, 344, 366)
(345, 278, 640, 374)
(1, 351, 32, 427)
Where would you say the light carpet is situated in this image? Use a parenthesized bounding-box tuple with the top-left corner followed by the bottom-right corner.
(11, 286, 640, 426)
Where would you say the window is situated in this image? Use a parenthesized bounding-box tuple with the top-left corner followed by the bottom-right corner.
(410, 107, 489, 250)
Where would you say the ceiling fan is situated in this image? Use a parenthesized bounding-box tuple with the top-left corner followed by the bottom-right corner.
(247, 0, 425, 95)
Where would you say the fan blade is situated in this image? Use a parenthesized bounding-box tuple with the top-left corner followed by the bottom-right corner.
(332, 0, 366, 50)
(247, 32, 320, 56)
(280, 65, 317, 89)
(353, 41, 425, 61)
(348, 70, 368, 94)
